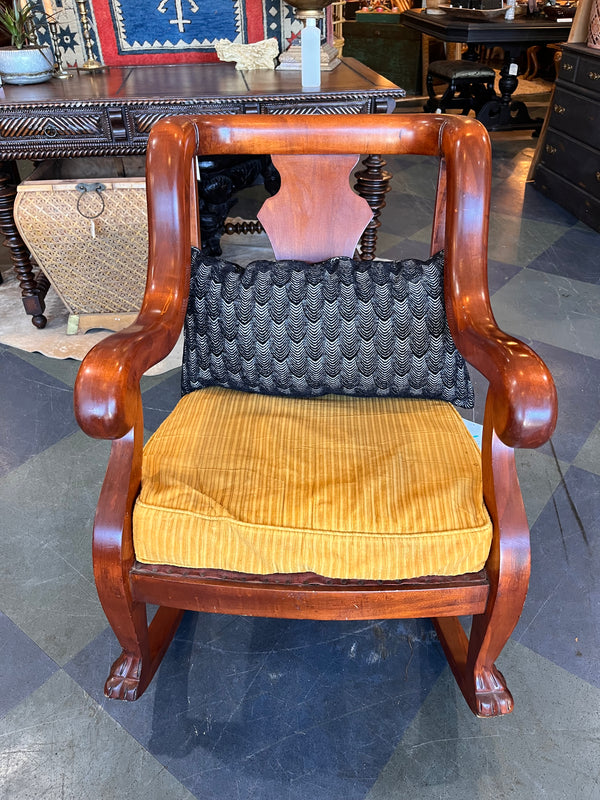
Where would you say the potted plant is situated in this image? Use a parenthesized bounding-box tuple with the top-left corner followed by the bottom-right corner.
(0, 0, 53, 84)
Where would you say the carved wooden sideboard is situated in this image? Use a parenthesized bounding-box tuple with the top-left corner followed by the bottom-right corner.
(532, 43, 600, 233)
(0, 59, 405, 328)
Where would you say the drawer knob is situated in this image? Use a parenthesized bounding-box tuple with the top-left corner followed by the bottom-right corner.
(561, 63, 574, 72)
(43, 124, 58, 138)
(545, 144, 557, 155)
(553, 103, 566, 114)
(588, 71, 600, 81)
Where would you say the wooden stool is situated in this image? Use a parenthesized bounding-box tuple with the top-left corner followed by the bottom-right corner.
(424, 60, 496, 115)
(421, 36, 464, 94)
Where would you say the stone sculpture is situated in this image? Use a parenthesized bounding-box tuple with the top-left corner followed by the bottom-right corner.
(215, 38, 279, 70)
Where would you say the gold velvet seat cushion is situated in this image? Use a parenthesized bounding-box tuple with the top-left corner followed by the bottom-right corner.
(133, 387, 492, 581)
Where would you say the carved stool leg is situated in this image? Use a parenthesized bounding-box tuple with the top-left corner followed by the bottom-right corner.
(0, 162, 48, 328)
(354, 155, 391, 261)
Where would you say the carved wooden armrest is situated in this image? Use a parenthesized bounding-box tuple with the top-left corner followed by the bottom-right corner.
(444, 241, 556, 450)
(74, 316, 182, 440)
(459, 324, 557, 449)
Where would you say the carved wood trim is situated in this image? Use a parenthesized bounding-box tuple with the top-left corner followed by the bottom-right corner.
(0, 113, 105, 140)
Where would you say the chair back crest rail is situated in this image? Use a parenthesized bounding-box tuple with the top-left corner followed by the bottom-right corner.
(73, 114, 558, 714)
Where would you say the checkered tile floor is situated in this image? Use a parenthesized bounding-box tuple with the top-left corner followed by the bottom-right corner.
(1, 122, 599, 799)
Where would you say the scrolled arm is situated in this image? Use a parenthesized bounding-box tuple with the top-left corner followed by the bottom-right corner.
(438, 122, 557, 449)
(458, 324, 557, 449)
(74, 317, 178, 440)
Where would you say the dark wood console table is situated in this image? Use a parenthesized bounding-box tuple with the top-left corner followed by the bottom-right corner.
(0, 58, 404, 328)
(400, 9, 572, 131)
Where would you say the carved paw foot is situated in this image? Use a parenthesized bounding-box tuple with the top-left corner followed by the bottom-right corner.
(104, 652, 143, 701)
(473, 665, 514, 717)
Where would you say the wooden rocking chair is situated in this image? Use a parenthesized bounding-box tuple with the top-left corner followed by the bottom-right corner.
(74, 114, 557, 716)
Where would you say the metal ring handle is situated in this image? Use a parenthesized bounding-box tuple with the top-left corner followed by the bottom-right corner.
(75, 182, 106, 220)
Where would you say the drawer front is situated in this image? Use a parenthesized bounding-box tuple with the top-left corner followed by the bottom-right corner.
(557, 49, 578, 82)
(576, 54, 600, 93)
(128, 102, 247, 140)
(541, 128, 600, 200)
(0, 111, 106, 142)
(535, 164, 600, 233)
(549, 87, 600, 146)
(259, 98, 374, 115)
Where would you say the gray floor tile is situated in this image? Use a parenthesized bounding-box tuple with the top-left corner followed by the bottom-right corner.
(516, 466, 600, 688)
(492, 174, 580, 226)
(140, 366, 181, 393)
(66, 615, 447, 800)
(141, 370, 183, 432)
(486, 259, 522, 297)
(0, 347, 79, 478)
(0, 431, 110, 665)
(387, 159, 439, 200)
(574, 422, 600, 476)
(0, 670, 195, 800)
(379, 192, 435, 239)
(376, 237, 432, 263)
(0, 613, 57, 719)
(530, 341, 600, 464)
(515, 447, 567, 528)
(5, 346, 81, 388)
(366, 642, 600, 800)
(491, 269, 600, 359)
(527, 223, 600, 285)
(487, 214, 569, 268)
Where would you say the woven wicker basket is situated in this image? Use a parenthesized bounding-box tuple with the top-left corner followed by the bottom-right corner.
(14, 157, 148, 334)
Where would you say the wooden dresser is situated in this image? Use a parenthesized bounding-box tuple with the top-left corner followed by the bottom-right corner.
(533, 43, 600, 232)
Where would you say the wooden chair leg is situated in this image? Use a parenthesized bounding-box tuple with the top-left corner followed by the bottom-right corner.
(446, 42, 463, 61)
(103, 601, 184, 701)
(434, 397, 531, 717)
(93, 422, 184, 701)
(433, 577, 526, 717)
(433, 539, 529, 716)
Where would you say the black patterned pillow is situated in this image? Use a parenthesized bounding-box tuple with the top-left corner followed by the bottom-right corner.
(181, 249, 474, 408)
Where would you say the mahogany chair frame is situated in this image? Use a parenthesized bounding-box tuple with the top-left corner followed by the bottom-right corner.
(74, 114, 557, 716)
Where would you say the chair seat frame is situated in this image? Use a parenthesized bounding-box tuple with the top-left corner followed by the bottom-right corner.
(75, 114, 557, 716)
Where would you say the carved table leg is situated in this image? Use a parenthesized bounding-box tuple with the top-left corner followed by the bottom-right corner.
(354, 154, 391, 261)
(475, 47, 542, 133)
(0, 162, 48, 328)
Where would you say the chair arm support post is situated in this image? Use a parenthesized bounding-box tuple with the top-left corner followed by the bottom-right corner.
(93, 408, 143, 581)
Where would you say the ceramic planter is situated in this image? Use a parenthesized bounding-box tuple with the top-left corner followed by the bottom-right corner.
(0, 45, 53, 84)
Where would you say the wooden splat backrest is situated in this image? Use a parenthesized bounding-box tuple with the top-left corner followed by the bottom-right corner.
(257, 154, 374, 261)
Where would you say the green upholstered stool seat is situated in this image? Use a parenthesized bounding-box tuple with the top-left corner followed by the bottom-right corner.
(424, 59, 496, 116)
